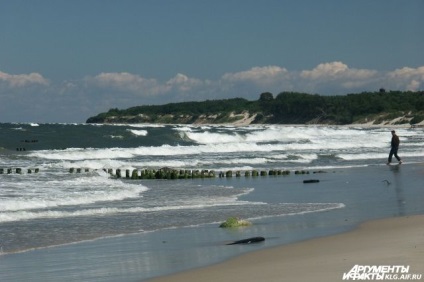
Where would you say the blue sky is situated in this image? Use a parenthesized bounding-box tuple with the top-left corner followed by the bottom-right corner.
(1, 0, 423, 122)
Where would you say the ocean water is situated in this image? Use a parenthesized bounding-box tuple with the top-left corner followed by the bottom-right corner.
(1, 123, 424, 281)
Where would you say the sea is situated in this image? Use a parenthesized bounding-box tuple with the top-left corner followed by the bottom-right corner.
(1, 123, 424, 281)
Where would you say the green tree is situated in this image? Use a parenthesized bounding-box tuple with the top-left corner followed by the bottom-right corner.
(259, 92, 274, 101)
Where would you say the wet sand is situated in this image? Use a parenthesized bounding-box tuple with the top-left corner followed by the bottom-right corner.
(149, 215, 424, 282)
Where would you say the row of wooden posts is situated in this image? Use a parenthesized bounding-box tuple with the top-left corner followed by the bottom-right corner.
(0, 167, 324, 179)
(68, 167, 317, 180)
(0, 168, 40, 174)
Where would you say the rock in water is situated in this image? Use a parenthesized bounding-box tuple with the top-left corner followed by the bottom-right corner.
(227, 236, 265, 245)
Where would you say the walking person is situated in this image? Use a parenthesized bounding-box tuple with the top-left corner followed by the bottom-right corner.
(387, 130, 402, 165)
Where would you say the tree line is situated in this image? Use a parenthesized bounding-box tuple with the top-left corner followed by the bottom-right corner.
(86, 90, 424, 125)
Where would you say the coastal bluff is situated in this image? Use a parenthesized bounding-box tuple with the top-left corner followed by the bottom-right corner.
(86, 91, 424, 126)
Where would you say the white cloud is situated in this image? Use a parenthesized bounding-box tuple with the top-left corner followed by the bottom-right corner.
(0, 71, 49, 87)
(219, 66, 293, 94)
(83, 64, 423, 103)
(386, 66, 424, 91)
(301, 62, 348, 79)
(88, 72, 166, 95)
(218, 63, 389, 94)
(388, 66, 424, 79)
(2, 63, 423, 122)
(222, 66, 289, 83)
(300, 62, 377, 81)
(166, 73, 205, 92)
(407, 80, 420, 91)
(298, 62, 380, 92)
(86, 72, 211, 99)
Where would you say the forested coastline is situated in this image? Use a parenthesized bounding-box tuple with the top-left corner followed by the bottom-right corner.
(86, 90, 424, 125)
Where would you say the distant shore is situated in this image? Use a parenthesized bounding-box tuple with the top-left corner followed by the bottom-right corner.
(149, 215, 424, 282)
(88, 113, 424, 127)
(228, 113, 424, 127)
(86, 92, 424, 126)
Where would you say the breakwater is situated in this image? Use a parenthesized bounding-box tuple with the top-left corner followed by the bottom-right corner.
(1, 167, 325, 180)
(0, 168, 40, 174)
(68, 167, 326, 180)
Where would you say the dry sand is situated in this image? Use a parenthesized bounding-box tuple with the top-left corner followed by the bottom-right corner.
(149, 215, 424, 282)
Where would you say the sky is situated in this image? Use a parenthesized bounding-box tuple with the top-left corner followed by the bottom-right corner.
(0, 0, 423, 123)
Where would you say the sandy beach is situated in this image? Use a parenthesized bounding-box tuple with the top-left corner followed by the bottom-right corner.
(150, 215, 424, 282)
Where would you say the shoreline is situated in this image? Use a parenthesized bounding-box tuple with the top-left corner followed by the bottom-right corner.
(148, 214, 424, 282)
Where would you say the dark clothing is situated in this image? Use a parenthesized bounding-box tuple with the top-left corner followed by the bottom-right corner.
(388, 134, 401, 163)
(391, 135, 400, 147)
(388, 146, 401, 163)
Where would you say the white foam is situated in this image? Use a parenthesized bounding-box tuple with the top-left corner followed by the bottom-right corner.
(184, 131, 244, 144)
(127, 124, 165, 128)
(338, 153, 388, 160)
(292, 154, 319, 161)
(0, 187, 259, 223)
(0, 176, 148, 213)
(247, 203, 346, 221)
(127, 129, 148, 136)
(23, 125, 424, 168)
(339, 150, 424, 160)
(173, 126, 194, 132)
(27, 139, 384, 163)
(0, 201, 258, 223)
(179, 126, 389, 152)
(29, 148, 136, 160)
(204, 158, 269, 165)
(109, 135, 124, 139)
(60, 159, 128, 169)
